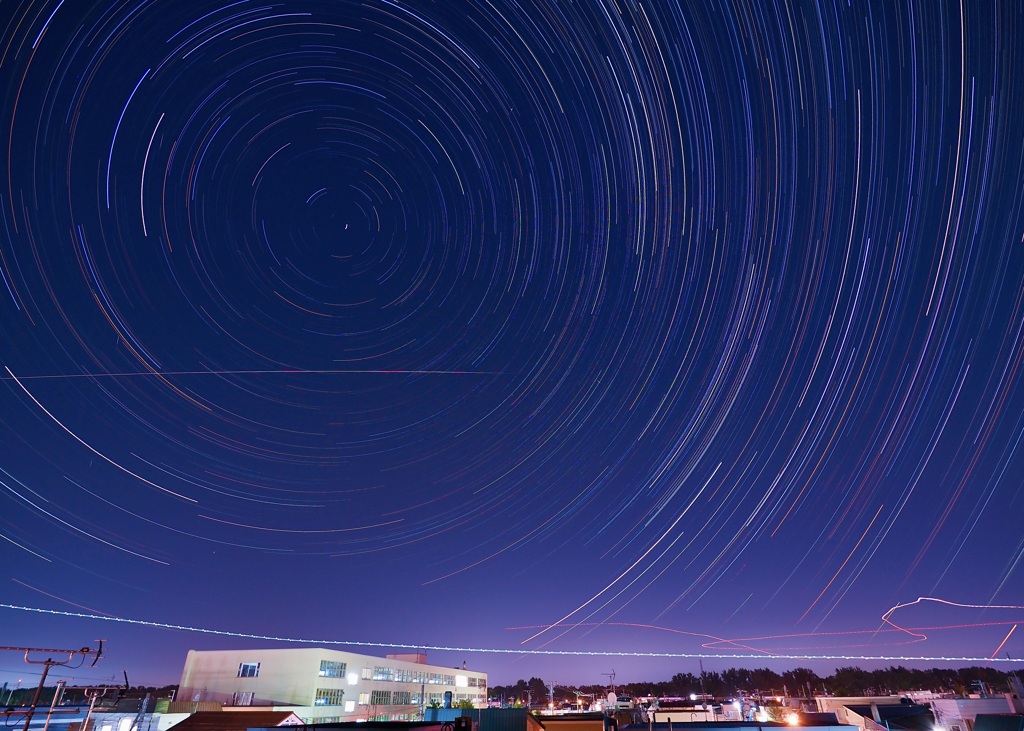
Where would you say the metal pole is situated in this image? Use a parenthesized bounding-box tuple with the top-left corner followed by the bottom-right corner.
(42, 681, 65, 731)
(22, 659, 54, 731)
(83, 691, 99, 731)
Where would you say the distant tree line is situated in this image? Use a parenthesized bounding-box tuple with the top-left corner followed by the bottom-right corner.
(1, 684, 178, 708)
(489, 666, 1024, 705)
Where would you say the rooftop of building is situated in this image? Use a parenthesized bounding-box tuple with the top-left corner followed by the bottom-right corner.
(167, 710, 304, 731)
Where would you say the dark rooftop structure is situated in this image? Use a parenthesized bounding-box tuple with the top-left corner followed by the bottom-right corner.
(973, 715, 1024, 731)
(169, 710, 303, 731)
(844, 703, 933, 731)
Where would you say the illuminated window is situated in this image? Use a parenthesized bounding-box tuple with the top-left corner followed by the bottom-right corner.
(237, 662, 260, 678)
(392, 691, 411, 705)
(373, 666, 394, 681)
(358, 693, 370, 705)
(370, 690, 391, 705)
(394, 668, 412, 683)
(344, 701, 355, 712)
(319, 660, 347, 677)
(315, 688, 346, 706)
(230, 691, 254, 706)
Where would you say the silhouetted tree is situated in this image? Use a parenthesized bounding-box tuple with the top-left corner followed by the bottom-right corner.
(669, 672, 699, 697)
(782, 667, 822, 696)
(750, 667, 783, 694)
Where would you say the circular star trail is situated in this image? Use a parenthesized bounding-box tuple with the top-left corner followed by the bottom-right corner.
(1, 0, 1024, 679)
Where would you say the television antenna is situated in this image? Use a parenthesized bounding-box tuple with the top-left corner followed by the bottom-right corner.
(0, 641, 104, 731)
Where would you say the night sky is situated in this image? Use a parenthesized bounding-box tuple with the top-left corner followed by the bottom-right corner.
(2, 0, 1024, 690)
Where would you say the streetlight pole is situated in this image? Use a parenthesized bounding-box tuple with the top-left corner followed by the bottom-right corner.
(3, 680, 20, 706)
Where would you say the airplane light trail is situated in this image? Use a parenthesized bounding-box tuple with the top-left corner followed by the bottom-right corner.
(1, 604, 1019, 663)
(0, 368, 504, 380)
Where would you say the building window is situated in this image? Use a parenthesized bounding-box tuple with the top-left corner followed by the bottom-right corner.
(358, 693, 370, 706)
(344, 701, 355, 713)
(373, 666, 394, 681)
(315, 688, 346, 706)
(394, 668, 412, 683)
(392, 691, 411, 705)
(428, 673, 442, 684)
(237, 662, 260, 678)
(319, 660, 347, 677)
(443, 675, 455, 686)
(413, 671, 428, 684)
(361, 667, 373, 680)
(370, 690, 391, 705)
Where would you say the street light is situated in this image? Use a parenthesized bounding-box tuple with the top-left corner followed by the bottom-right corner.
(5, 679, 22, 706)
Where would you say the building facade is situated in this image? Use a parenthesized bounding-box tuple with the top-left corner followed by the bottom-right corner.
(178, 648, 488, 723)
(931, 696, 1024, 731)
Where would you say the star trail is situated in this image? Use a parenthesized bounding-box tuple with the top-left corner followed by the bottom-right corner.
(1, 0, 1023, 686)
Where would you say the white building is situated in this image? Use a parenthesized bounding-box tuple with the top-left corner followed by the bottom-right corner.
(931, 695, 1024, 731)
(178, 648, 487, 723)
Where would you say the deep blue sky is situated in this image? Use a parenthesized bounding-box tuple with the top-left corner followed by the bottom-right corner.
(2, 0, 1024, 690)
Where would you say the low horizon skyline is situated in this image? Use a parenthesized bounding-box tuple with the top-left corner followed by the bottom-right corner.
(2, 598, 1024, 689)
